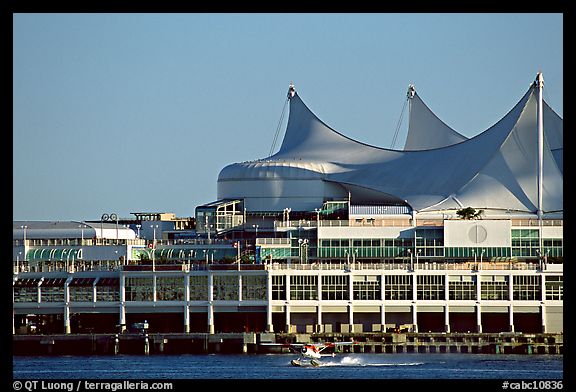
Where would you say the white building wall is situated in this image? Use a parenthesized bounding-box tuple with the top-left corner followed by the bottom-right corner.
(541, 226, 563, 238)
(444, 220, 511, 247)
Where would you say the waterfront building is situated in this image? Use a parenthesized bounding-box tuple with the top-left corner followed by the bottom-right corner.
(13, 73, 562, 337)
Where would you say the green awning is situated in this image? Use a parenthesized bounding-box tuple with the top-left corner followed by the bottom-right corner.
(26, 248, 82, 262)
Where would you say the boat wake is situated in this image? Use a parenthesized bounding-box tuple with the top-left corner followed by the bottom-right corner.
(319, 356, 424, 367)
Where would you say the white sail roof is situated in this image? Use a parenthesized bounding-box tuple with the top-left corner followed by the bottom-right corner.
(403, 89, 563, 174)
(219, 80, 563, 214)
(403, 91, 467, 151)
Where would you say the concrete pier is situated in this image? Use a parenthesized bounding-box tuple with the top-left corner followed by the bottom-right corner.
(13, 332, 562, 356)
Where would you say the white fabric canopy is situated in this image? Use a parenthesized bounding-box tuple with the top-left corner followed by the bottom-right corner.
(218, 82, 563, 214)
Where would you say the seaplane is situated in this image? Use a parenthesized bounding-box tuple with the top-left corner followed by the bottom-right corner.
(261, 340, 358, 367)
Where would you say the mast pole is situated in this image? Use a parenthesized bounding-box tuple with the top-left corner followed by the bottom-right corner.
(536, 72, 544, 255)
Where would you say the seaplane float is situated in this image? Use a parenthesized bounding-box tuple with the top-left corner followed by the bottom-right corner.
(261, 341, 358, 367)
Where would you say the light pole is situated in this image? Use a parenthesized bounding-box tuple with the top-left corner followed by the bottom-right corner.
(150, 224, 158, 271)
(472, 249, 477, 270)
(205, 216, 213, 241)
(480, 249, 485, 271)
(416, 249, 421, 270)
(253, 224, 259, 263)
(408, 249, 413, 271)
(63, 249, 69, 272)
(136, 224, 141, 239)
(314, 208, 321, 227)
(78, 224, 86, 246)
(20, 224, 28, 246)
(110, 213, 119, 244)
(298, 239, 308, 264)
(284, 208, 291, 226)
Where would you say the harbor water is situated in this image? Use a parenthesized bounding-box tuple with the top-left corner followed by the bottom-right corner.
(13, 353, 563, 380)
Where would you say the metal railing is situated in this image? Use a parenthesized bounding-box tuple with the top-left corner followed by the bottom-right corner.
(13, 259, 560, 275)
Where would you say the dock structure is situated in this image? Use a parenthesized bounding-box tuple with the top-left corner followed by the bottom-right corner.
(13, 262, 563, 339)
(13, 331, 562, 356)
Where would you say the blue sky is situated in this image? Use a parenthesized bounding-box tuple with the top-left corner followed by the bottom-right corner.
(13, 13, 563, 221)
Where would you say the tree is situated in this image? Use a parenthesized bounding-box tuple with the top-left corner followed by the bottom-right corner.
(456, 207, 484, 220)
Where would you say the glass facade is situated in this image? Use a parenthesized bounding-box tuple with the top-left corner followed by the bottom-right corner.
(480, 276, 509, 300)
(272, 275, 286, 300)
(545, 276, 563, 300)
(125, 277, 154, 301)
(321, 275, 349, 300)
(444, 247, 511, 258)
(242, 275, 267, 300)
(96, 278, 120, 302)
(156, 276, 185, 301)
(40, 286, 65, 302)
(213, 275, 239, 301)
(318, 238, 414, 259)
(384, 275, 412, 300)
(542, 238, 563, 257)
(511, 229, 540, 257)
(417, 275, 445, 300)
(189, 275, 208, 300)
(290, 275, 318, 300)
(513, 276, 541, 301)
(353, 275, 381, 300)
(415, 228, 444, 257)
(69, 286, 93, 302)
(316, 228, 562, 262)
(13, 287, 38, 303)
(448, 275, 477, 300)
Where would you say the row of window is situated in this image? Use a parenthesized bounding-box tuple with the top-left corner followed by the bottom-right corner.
(272, 275, 562, 302)
(13, 275, 563, 303)
(13, 285, 119, 303)
(125, 276, 267, 301)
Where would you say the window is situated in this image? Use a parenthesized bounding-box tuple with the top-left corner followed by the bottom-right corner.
(481, 276, 509, 300)
(417, 275, 445, 300)
(125, 277, 154, 301)
(513, 275, 541, 301)
(242, 275, 267, 300)
(321, 275, 349, 300)
(272, 275, 286, 300)
(290, 275, 318, 300)
(385, 275, 412, 300)
(70, 287, 93, 302)
(96, 278, 120, 302)
(190, 275, 208, 301)
(156, 276, 184, 301)
(545, 276, 563, 300)
(213, 275, 239, 301)
(448, 275, 476, 300)
(511, 229, 540, 257)
(41, 286, 65, 302)
(353, 275, 380, 300)
(13, 287, 38, 303)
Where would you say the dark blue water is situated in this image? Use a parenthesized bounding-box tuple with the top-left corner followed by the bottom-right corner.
(13, 353, 563, 380)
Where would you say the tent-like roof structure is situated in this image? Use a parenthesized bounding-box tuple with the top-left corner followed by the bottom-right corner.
(403, 88, 563, 175)
(218, 76, 562, 215)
